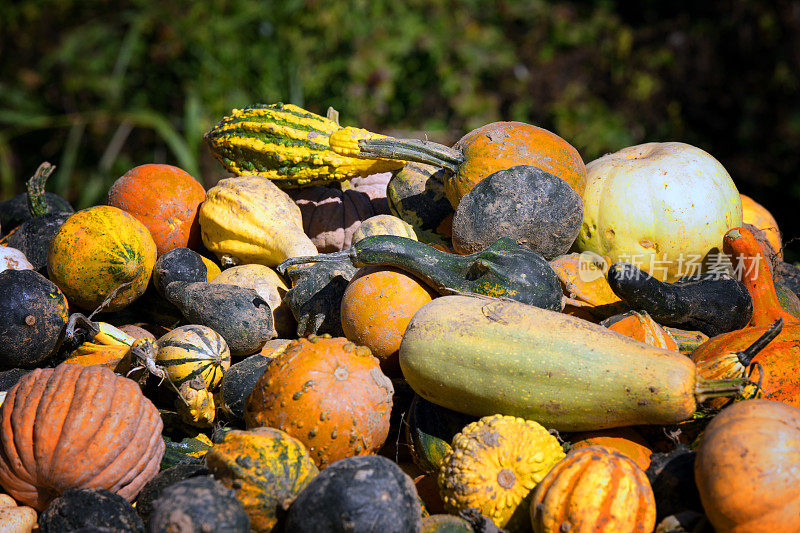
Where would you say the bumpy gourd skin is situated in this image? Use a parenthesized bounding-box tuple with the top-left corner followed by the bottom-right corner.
(204, 104, 402, 186)
(575, 142, 742, 282)
(438, 414, 565, 532)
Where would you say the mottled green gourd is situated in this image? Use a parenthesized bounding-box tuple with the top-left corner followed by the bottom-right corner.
(278, 235, 564, 311)
(204, 103, 402, 187)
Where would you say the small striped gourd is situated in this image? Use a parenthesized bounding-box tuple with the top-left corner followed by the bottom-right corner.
(155, 325, 230, 390)
(204, 103, 403, 187)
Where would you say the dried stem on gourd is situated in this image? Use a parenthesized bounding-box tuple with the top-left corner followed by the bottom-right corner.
(26, 162, 55, 217)
(737, 318, 783, 367)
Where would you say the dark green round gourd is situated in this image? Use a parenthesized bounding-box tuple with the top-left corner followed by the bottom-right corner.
(645, 445, 703, 522)
(279, 235, 564, 312)
(39, 488, 144, 533)
(0, 269, 69, 368)
(451, 165, 584, 260)
(135, 463, 210, 524)
(6, 212, 71, 271)
(0, 368, 31, 390)
(606, 262, 753, 337)
(406, 394, 477, 474)
(285, 455, 421, 533)
(775, 261, 800, 297)
(387, 162, 454, 234)
(153, 246, 208, 301)
(220, 353, 272, 420)
(147, 476, 250, 533)
(0, 191, 73, 236)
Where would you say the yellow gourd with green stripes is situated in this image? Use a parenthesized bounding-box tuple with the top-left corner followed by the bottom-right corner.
(155, 324, 231, 390)
(204, 103, 403, 187)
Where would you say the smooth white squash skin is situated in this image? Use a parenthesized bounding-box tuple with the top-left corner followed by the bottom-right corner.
(574, 142, 742, 282)
(399, 295, 697, 432)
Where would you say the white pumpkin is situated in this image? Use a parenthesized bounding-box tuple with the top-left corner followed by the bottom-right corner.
(574, 142, 742, 282)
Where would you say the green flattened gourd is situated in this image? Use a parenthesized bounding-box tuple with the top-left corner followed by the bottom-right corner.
(279, 235, 563, 311)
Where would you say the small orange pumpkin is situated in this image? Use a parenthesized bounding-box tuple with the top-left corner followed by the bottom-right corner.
(107, 164, 206, 256)
(340, 265, 437, 376)
(244, 335, 394, 468)
(568, 427, 653, 471)
(530, 446, 656, 533)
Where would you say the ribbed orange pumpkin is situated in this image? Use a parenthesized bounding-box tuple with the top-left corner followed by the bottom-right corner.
(244, 334, 394, 468)
(47, 206, 157, 312)
(340, 265, 437, 376)
(694, 399, 800, 533)
(107, 164, 206, 256)
(530, 446, 656, 533)
(0, 363, 164, 511)
(568, 427, 653, 471)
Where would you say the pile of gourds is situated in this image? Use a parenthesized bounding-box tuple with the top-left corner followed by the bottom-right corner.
(0, 101, 798, 533)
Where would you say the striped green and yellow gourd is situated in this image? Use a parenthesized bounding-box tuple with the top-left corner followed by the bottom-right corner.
(155, 324, 231, 390)
(204, 103, 403, 187)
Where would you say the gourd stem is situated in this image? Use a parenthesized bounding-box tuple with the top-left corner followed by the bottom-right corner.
(358, 138, 463, 173)
(694, 377, 749, 403)
(276, 250, 354, 276)
(737, 318, 783, 367)
(26, 162, 55, 217)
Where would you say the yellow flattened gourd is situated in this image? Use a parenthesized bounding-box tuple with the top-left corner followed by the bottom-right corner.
(199, 175, 318, 267)
(204, 103, 403, 187)
(438, 414, 565, 532)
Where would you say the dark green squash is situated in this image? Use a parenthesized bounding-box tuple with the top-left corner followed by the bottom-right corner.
(645, 445, 703, 523)
(606, 262, 753, 337)
(164, 281, 275, 356)
(0, 163, 73, 237)
(148, 476, 250, 533)
(152, 246, 208, 300)
(285, 455, 422, 533)
(405, 394, 477, 474)
(0, 269, 69, 368)
(279, 235, 564, 311)
(135, 463, 209, 524)
(5, 212, 72, 272)
(284, 257, 358, 337)
(387, 162, 454, 236)
(39, 488, 143, 533)
(451, 165, 583, 260)
(219, 353, 272, 421)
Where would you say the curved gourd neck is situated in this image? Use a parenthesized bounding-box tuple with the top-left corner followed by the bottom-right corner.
(26, 162, 55, 217)
(724, 227, 800, 327)
(358, 138, 463, 173)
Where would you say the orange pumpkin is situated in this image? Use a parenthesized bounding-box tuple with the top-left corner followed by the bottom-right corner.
(568, 427, 653, 471)
(741, 193, 781, 259)
(0, 363, 164, 511)
(695, 399, 800, 532)
(107, 164, 206, 256)
(602, 311, 678, 351)
(47, 206, 157, 312)
(340, 265, 437, 376)
(244, 335, 394, 468)
(530, 446, 656, 533)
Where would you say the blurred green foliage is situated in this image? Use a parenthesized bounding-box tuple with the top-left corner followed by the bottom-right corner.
(2, 1, 800, 251)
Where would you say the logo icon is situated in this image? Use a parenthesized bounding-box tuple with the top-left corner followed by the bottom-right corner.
(576, 251, 609, 283)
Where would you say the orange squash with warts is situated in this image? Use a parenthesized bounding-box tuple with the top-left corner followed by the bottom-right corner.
(244, 334, 394, 468)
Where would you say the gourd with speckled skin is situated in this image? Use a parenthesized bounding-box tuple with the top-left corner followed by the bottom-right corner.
(530, 446, 656, 533)
(244, 334, 394, 468)
(204, 427, 318, 533)
(47, 205, 156, 312)
(438, 414, 565, 532)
